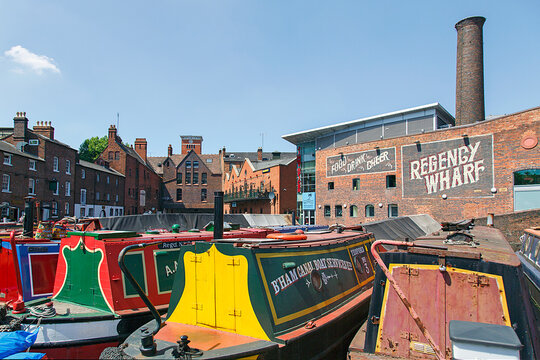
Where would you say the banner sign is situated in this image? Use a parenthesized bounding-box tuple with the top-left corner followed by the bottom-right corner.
(297, 147, 302, 193)
(302, 192, 316, 210)
(326, 148, 396, 177)
(401, 135, 494, 198)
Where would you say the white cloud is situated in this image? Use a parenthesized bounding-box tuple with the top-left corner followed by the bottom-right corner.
(4, 45, 60, 75)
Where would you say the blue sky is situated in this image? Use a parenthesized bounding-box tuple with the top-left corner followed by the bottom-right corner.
(1, 1, 539, 156)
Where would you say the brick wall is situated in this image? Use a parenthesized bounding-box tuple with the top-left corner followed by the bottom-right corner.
(316, 107, 540, 226)
(475, 209, 540, 249)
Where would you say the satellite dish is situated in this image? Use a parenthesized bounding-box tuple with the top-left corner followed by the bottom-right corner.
(268, 191, 275, 200)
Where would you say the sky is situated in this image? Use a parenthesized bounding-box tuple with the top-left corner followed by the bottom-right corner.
(1, 1, 539, 157)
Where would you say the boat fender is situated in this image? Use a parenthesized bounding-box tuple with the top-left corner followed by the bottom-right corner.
(266, 233, 308, 241)
(305, 321, 316, 329)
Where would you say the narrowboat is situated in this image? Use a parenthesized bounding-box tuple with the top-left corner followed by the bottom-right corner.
(117, 228, 376, 359)
(4, 226, 271, 359)
(516, 227, 540, 334)
(349, 221, 539, 360)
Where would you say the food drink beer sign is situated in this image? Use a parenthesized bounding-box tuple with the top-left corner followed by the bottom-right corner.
(401, 134, 494, 198)
(326, 147, 396, 177)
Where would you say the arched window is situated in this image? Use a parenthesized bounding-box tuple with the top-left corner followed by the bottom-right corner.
(365, 204, 375, 217)
(349, 205, 358, 217)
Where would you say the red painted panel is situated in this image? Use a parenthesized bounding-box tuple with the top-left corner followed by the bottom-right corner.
(30, 253, 58, 296)
(0, 243, 18, 302)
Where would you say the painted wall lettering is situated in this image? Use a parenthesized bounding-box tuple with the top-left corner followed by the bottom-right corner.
(326, 148, 396, 177)
(402, 135, 494, 198)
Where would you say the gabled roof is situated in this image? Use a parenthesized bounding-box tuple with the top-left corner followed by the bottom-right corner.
(248, 156, 296, 171)
(114, 141, 158, 175)
(78, 160, 125, 177)
(148, 152, 221, 175)
(0, 140, 44, 161)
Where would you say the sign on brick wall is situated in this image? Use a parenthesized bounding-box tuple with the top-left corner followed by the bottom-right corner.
(326, 148, 396, 177)
(401, 135, 494, 198)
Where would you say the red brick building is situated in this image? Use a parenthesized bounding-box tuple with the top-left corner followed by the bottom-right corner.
(148, 137, 221, 212)
(291, 107, 539, 226)
(98, 125, 161, 215)
(1, 113, 78, 220)
(222, 153, 297, 215)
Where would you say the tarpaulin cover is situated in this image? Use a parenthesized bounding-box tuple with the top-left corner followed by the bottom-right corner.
(0, 329, 41, 359)
(362, 214, 440, 241)
(99, 213, 257, 233)
(5, 352, 46, 359)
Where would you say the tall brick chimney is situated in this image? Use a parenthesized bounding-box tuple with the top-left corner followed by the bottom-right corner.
(168, 144, 173, 157)
(13, 112, 28, 142)
(108, 125, 117, 143)
(134, 138, 147, 162)
(33, 121, 55, 140)
(455, 16, 486, 126)
(257, 147, 263, 161)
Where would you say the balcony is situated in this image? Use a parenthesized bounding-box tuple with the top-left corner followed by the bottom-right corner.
(223, 189, 272, 203)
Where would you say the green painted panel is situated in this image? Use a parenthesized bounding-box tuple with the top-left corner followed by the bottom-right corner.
(123, 253, 146, 296)
(154, 249, 181, 293)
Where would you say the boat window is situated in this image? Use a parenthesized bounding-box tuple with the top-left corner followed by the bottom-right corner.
(535, 241, 540, 260)
(525, 236, 531, 253)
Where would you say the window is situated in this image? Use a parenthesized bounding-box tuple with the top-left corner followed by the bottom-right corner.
(206, 158, 213, 163)
(350, 205, 358, 217)
(29, 160, 36, 171)
(80, 208, 85, 217)
(185, 172, 191, 184)
(96, 192, 100, 200)
(65, 181, 71, 196)
(28, 178, 35, 195)
(388, 204, 398, 218)
(51, 201, 58, 217)
(365, 204, 375, 217)
(81, 189, 87, 205)
(108, 151, 114, 160)
(116, 178, 118, 186)
(202, 173, 207, 185)
(81, 169, 85, 179)
(115, 151, 119, 160)
(193, 172, 199, 184)
(201, 188, 207, 201)
(3, 154, 12, 165)
(115, 209, 119, 216)
(106, 193, 110, 201)
(88, 208, 94, 217)
(335, 205, 343, 217)
(110, 208, 113, 216)
(66, 160, 71, 174)
(140, 190, 146, 206)
(115, 194, 119, 202)
(53, 157, 59, 172)
(352, 178, 360, 190)
(328, 182, 334, 190)
(186, 161, 191, 169)
(177, 172, 182, 184)
(176, 188, 182, 201)
(0, 202, 8, 217)
(96, 173, 100, 182)
(107, 176, 110, 184)
(386, 174, 396, 188)
(193, 161, 199, 169)
(324, 205, 331, 217)
(52, 181, 59, 195)
(65, 202, 70, 216)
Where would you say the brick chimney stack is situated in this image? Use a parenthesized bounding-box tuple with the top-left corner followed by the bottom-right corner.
(13, 112, 28, 142)
(134, 138, 147, 162)
(257, 147, 263, 161)
(108, 125, 117, 143)
(168, 144, 173, 157)
(33, 121, 55, 140)
(455, 16, 486, 126)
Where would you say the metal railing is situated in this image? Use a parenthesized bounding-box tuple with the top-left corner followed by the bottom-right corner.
(223, 189, 272, 203)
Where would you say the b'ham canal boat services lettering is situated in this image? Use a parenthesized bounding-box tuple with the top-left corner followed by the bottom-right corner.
(402, 134, 494, 198)
(327, 148, 396, 177)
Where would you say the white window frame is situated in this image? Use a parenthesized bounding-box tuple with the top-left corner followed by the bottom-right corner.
(97, 173, 100, 182)
(53, 157, 59, 172)
(2, 174, 11, 193)
(65, 202, 70, 216)
(66, 160, 71, 174)
(81, 169, 86, 179)
(80, 189, 87, 205)
(51, 201, 58, 217)
(29, 178, 36, 195)
(3, 154, 12, 166)
(65, 181, 71, 196)
(52, 181, 59, 195)
(107, 176, 110, 184)
(29, 159, 36, 171)
(106, 193, 110, 201)
(96, 192, 100, 200)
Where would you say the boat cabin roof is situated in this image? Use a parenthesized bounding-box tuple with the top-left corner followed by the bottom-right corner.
(412, 225, 519, 267)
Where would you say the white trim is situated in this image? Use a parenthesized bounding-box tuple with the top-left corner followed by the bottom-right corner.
(28, 252, 55, 297)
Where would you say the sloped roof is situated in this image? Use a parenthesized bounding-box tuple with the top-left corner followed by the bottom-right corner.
(223, 151, 296, 163)
(148, 153, 221, 175)
(248, 155, 296, 171)
(78, 159, 125, 177)
(0, 140, 44, 161)
(115, 141, 158, 175)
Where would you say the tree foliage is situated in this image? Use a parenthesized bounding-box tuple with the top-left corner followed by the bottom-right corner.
(79, 136, 108, 162)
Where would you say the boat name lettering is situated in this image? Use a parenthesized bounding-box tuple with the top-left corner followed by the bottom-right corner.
(350, 246, 365, 256)
(158, 241, 184, 249)
(409, 141, 485, 194)
(165, 260, 178, 277)
(28, 246, 49, 253)
(270, 257, 352, 295)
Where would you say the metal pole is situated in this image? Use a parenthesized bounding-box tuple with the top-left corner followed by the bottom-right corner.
(213, 191, 224, 240)
(23, 197, 34, 237)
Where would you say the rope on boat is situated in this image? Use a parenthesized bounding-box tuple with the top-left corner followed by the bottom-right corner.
(0, 305, 27, 332)
(28, 305, 57, 318)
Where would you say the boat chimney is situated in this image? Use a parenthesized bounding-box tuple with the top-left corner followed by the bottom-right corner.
(213, 191, 224, 240)
(23, 196, 35, 237)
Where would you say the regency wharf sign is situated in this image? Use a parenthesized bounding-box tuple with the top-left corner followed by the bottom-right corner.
(401, 134, 494, 198)
(326, 147, 396, 177)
